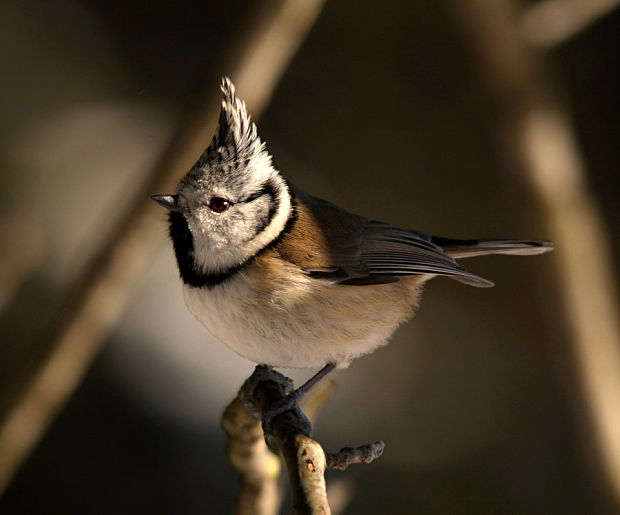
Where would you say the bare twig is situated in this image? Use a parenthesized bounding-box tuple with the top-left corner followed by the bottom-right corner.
(520, 0, 620, 47)
(238, 366, 384, 514)
(0, 0, 326, 495)
(452, 0, 620, 508)
(326, 442, 385, 471)
(221, 393, 282, 515)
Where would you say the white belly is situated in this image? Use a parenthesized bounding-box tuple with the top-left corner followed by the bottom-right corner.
(183, 258, 424, 369)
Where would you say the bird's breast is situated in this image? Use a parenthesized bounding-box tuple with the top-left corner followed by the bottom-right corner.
(183, 251, 425, 368)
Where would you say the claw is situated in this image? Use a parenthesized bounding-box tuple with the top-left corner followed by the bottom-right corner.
(260, 391, 313, 436)
(241, 363, 336, 439)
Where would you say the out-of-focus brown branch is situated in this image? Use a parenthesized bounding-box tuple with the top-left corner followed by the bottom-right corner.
(230, 366, 384, 514)
(0, 0, 326, 495)
(221, 393, 282, 515)
(452, 0, 620, 509)
(519, 0, 620, 48)
(0, 216, 44, 313)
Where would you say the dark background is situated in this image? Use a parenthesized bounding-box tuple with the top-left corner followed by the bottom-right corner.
(1, 0, 619, 513)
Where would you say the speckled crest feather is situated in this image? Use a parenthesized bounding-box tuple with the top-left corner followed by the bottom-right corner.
(197, 77, 267, 170)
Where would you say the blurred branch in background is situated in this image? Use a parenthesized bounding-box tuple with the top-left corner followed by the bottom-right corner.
(0, 216, 45, 313)
(221, 392, 282, 515)
(0, 0, 326, 496)
(452, 0, 620, 508)
(520, 0, 620, 47)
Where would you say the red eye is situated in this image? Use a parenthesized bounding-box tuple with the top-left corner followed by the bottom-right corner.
(208, 197, 230, 212)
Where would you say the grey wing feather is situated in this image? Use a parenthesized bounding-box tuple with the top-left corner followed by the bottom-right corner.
(354, 221, 493, 287)
(430, 236, 553, 258)
(310, 218, 493, 287)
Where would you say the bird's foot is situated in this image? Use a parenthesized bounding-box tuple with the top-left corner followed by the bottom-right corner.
(241, 365, 289, 418)
(241, 366, 312, 436)
(242, 363, 336, 438)
(260, 389, 313, 436)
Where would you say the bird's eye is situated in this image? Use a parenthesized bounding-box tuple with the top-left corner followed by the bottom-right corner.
(208, 197, 231, 213)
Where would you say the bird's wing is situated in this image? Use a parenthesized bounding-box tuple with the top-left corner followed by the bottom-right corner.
(349, 220, 493, 287)
(276, 188, 493, 288)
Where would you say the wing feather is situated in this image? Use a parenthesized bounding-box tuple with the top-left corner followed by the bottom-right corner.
(278, 189, 493, 288)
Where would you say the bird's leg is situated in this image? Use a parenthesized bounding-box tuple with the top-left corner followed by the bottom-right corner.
(290, 363, 336, 402)
(262, 363, 336, 435)
(243, 363, 336, 437)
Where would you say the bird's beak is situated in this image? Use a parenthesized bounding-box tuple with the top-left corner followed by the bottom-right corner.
(151, 194, 185, 213)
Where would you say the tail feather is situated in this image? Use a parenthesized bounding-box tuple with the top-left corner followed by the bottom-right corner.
(431, 237, 553, 259)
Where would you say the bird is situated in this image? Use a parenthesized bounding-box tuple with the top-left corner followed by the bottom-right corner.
(152, 77, 552, 417)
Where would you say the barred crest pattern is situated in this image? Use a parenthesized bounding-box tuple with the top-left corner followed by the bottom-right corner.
(199, 77, 266, 168)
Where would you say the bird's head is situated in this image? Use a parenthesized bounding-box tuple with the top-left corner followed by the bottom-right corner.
(152, 78, 293, 281)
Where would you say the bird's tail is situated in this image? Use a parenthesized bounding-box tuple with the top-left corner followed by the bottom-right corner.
(431, 237, 553, 259)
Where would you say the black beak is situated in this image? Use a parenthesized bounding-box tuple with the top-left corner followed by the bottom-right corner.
(151, 194, 185, 213)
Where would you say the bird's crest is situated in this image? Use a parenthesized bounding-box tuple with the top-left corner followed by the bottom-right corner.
(199, 77, 266, 167)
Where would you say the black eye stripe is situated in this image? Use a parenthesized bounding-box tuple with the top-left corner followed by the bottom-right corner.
(242, 180, 278, 203)
(249, 179, 279, 237)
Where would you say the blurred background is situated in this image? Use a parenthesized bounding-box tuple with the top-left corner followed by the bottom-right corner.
(1, 0, 620, 513)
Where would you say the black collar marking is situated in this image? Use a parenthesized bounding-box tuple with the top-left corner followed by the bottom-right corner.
(168, 179, 296, 288)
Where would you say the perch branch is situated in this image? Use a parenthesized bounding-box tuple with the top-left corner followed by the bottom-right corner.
(234, 366, 384, 514)
(0, 0, 326, 495)
(221, 377, 339, 515)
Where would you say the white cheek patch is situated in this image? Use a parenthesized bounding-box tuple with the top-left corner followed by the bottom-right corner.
(188, 174, 292, 274)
